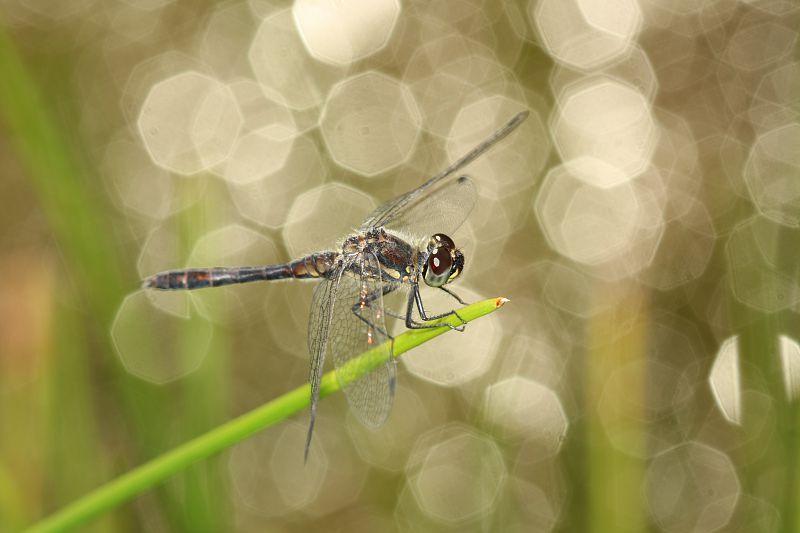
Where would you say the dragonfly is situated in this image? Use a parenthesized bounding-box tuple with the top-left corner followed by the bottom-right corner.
(144, 110, 528, 460)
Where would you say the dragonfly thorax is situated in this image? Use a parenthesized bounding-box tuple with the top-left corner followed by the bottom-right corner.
(340, 227, 421, 284)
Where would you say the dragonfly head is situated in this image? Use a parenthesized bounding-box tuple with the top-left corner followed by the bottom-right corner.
(423, 233, 464, 288)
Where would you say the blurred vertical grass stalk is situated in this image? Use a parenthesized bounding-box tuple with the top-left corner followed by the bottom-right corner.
(166, 197, 231, 532)
(41, 302, 111, 532)
(0, 22, 228, 531)
(733, 225, 800, 533)
(586, 288, 648, 533)
(0, 23, 117, 533)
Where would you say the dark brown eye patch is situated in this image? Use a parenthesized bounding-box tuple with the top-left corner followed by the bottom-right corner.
(428, 246, 452, 275)
(433, 233, 455, 250)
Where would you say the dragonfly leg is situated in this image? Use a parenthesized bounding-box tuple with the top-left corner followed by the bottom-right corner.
(371, 288, 414, 323)
(404, 285, 466, 332)
(350, 281, 398, 341)
(350, 298, 394, 340)
(384, 308, 412, 322)
(439, 286, 470, 306)
(349, 285, 397, 393)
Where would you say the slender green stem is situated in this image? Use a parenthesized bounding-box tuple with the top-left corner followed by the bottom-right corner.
(26, 297, 508, 533)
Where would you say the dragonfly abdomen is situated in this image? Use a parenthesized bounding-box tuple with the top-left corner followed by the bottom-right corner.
(143, 252, 339, 290)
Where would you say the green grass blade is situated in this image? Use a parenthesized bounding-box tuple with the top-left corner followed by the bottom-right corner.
(25, 297, 509, 533)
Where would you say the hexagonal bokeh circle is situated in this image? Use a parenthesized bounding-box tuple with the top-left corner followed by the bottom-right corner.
(293, 0, 400, 66)
(249, 8, 343, 111)
(137, 70, 242, 175)
(552, 77, 657, 182)
(535, 161, 665, 281)
(753, 61, 800, 111)
(345, 384, 433, 472)
(726, 215, 800, 312)
(222, 128, 295, 186)
(531, 0, 641, 70)
(320, 71, 421, 177)
(446, 95, 550, 201)
(282, 182, 377, 256)
(228, 421, 327, 517)
(535, 163, 641, 265)
(483, 376, 568, 451)
(406, 425, 507, 524)
(111, 291, 213, 384)
(549, 46, 658, 106)
(102, 138, 173, 220)
(597, 358, 687, 458)
(645, 441, 740, 532)
(725, 20, 797, 72)
(744, 123, 800, 227)
(404, 35, 509, 139)
(229, 135, 327, 229)
(638, 194, 716, 291)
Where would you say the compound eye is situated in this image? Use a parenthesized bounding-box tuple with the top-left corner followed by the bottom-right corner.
(428, 246, 452, 276)
(432, 233, 455, 250)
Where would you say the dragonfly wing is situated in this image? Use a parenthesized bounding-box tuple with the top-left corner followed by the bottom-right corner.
(360, 110, 528, 233)
(377, 175, 477, 238)
(330, 252, 396, 428)
(305, 259, 347, 461)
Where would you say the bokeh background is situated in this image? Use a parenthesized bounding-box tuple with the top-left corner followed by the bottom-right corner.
(1, 0, 799, 531)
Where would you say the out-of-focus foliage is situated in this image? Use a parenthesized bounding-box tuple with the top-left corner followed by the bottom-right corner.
(0, 0, 798, 531)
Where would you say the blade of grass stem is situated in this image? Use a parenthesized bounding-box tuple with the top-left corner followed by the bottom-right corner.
(25, 297, 508, 533)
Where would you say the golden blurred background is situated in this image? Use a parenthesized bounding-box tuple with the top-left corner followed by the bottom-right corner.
(0, 0, 799, 531)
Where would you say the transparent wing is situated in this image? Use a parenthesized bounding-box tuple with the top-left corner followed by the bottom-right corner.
(360, 110, 528, 234)
(378, 175, 477, 238)
(330, 252, 396, 428)
(305, 259, 347, 460)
